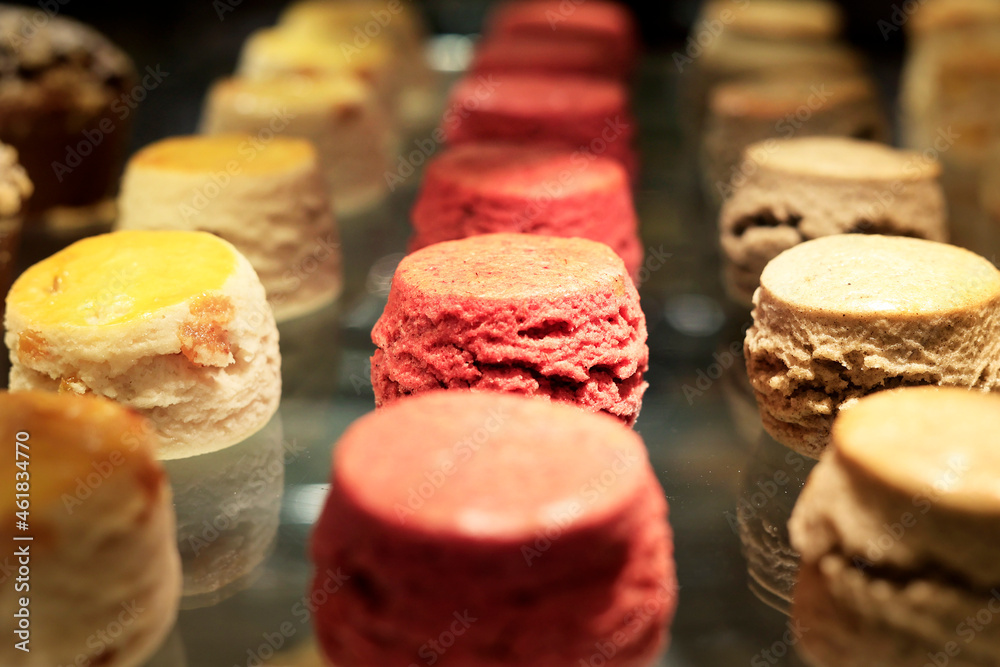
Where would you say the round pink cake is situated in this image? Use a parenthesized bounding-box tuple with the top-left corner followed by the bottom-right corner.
(310, 391, 677, 667)
(410, 143, 643, 277)
(442, 73, 638, 179)
(486, 0, 638, 76)
(371, 233, 648, 424)
(471, 35, 631, 80)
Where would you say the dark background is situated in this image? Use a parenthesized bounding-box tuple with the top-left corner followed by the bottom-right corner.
(6, 0, 908, 153)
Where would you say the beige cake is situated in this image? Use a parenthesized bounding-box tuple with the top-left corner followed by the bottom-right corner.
(790, 387, 1000, 667)
(721, 137, 948, 304)
(701, 74, 887, 204)
(0, 391, 180, 667)
(116, 135, 342, 322)
(200, 75, 392, 217)
(5, 230, 281, 459)
(745, 234, 1000, 457)
(698, 0, 843, 42)
(277, 0, 436, 130)
(0, 144, 31, 300)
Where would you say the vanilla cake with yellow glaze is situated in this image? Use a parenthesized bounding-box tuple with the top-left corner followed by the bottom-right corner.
(116, 135, 342, 321)
(4, 230, 281, 459)
(200, 76, 392, 216)
(0, 391, 180, 667)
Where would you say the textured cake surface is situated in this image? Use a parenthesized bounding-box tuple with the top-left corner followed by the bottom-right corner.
(371, 234, 648, 424)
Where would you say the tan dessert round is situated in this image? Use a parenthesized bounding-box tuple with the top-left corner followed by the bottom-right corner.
(721, 137, 948, 305)
(698, 0, 843, 42)
(116, 135, 342, 322)
(5, 230, 282, 459)
(744, 234, 1000, 458)
(701, 74, 887, 204)
(0, 391, 180, 667)
(200, 75, 392, 217)
(790, 386, 1000, 667)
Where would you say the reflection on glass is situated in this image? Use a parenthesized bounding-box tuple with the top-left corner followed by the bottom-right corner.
(736, 433, 815, 615)
(164, 413, 285, 610)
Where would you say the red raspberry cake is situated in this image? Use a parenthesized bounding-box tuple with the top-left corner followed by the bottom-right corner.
(410, 143, 642, 278)
(310, 391, 677, 667)
(471, 35, 631, 80)
(442, 73, 638, 179)
(486, 0, 638, 77)
(371, 234, 648, 424)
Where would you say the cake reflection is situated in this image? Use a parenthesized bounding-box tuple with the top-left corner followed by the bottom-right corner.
(164, 413, 285, 610)
(736, 433, 814, 615)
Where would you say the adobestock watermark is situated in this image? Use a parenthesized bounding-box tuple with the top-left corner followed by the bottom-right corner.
(751, 620, 810, 666)
(4, 0, 72, 46)
(393, 406, 510, 524)
(673, 0, 752, 72)
(521, 448, 641, 567)
(923, 589, 1000, 667)
(715, 83, 836, 202)
(178, 107, 297, 220)
(853, 125, 958, 225)
(406, 610, 478, 667)
(878, 0, 929, 40)
(52, 64, 170, 182)
(386, 74, 502, 191)
(681, 320, 751, 405)
(852, 454, 971, 571)
(339, 0, 411, 62)
(237, 568, 349, 667)
(578, 580, 678, 667)
(213, 0, 244, 21)
(57, 600, 146, 667)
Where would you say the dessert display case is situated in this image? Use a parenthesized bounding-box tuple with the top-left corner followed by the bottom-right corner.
(4, 1, 996, 666)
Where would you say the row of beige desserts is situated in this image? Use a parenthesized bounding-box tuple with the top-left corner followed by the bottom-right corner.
(0, 3, 687, 667)
(690, 0, 1000, 262)
(685, 2, 1000, 665)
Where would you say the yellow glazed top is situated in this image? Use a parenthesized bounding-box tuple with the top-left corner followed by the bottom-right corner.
(129, 135, 316, 175)
(834, 386, 1000, 514)
(8, 230, 236, 328)
(240, 27, 391, 75)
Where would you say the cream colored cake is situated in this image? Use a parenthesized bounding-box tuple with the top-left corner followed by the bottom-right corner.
(790, 386, 1000, 666)
(0, 391, 181, 667)
(699, 0, 843, 42)
(116, 135, 342, 322)
(721, 137, 948, 304)
(278, 0, 436, 130)
(908, 0, 1000, 41)
(745, 234, 1000, 457)
(0, 144, 31, 298)
(701, 74, 887, 204)
(4, 230, 282, 459)
(200, 76, 392, 217)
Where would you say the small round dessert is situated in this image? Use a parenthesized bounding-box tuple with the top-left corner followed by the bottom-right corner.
(720, 137, 949, 305)
(5, 230, 282, 459)
(789, 386, 1000, 667)
(471, 34, 630, 80)
(0, 391, 180, 667)
(0, 7, 136, 229)
(116, 135, 342, 322)
(200, 75, 392, 217)
(310, 391, 676, 667)
(442, 73, 638, 179)
(698, 0, 843, 42)
(744, 234, 1000, 458)
(410, 143, 642, 278)
(485, 0, 638, 77)
(371, 234, 648, 424)
(701, 74, 888, 204)
(236, 27, 399, 119)
(908, 0, 1000, 41)
(277, 0, 435, 130)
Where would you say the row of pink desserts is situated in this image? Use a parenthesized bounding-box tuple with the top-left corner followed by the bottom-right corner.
(310, 3, 678, 667)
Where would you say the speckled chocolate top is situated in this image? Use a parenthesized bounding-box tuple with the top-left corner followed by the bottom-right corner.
(0, 5, 135, 106)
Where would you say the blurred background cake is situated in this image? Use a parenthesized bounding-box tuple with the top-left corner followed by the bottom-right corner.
(117, 134, 342, 322)
(0, 6, 136, 231)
